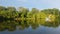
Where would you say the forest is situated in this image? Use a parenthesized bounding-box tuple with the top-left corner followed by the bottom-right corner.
(0, 6, 60, 21)
(0, 6, 60, 31)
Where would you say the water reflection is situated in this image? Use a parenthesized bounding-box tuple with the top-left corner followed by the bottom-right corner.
(0, 21, 16, 31)
(0, 18, 59, 31)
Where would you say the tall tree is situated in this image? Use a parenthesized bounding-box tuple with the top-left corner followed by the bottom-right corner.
(18, 7, 29, 18)
(6, 7, 16, 18)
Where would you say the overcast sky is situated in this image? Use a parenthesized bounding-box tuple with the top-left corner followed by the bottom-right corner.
(0, 0, 60, 10)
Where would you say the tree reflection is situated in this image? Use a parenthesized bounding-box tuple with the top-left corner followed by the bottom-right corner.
(0, 18, 59, 31)
(0, 21, 16, 31)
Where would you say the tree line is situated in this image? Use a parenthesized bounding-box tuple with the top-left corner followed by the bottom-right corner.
(0, 6, 60, 21)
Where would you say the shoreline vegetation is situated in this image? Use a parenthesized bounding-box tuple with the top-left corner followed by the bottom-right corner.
(0, 6, 60, 22)
(0, 6, 60, 31)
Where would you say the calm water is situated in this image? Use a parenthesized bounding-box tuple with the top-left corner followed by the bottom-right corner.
(0, 19, 60, 34)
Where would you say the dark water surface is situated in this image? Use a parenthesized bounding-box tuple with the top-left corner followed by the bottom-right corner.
(0, 20, 60, 34)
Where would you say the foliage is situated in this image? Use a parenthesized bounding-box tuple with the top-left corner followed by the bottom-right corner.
(0, 6, 60, 31)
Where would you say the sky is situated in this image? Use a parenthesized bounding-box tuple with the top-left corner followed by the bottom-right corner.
(0, 0, 60, 10)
